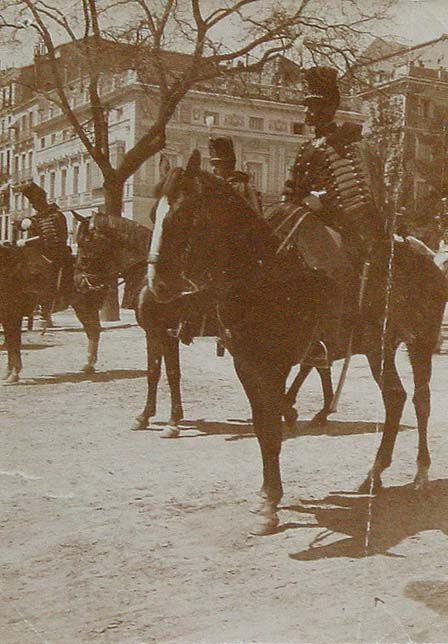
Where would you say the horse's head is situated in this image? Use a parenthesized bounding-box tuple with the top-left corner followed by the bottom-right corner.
(73, 211, 115, 291)
(148, 150, 262, 303)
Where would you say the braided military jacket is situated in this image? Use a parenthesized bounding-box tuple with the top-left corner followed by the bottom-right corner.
(29, 204, 69, 263)
(283, 122, 384, 243)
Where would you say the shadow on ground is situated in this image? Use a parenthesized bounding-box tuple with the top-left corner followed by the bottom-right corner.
(22, 369, 147, 386)
(283, 420, 414, 440)
(44, 324, 135, 333)
(168, 418, 414, 441)
(284, 479, 448, 561)
(1, 342, 55, 351)
(404, 580, 448, 618)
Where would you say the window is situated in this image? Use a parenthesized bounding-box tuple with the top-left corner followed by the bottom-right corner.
(0, 213, 11, 242)
(51, 132, 56, 145)
(40, 137, 45, 149)
(249, 116, 264, 130)
(115, 107, 124, 121)
(418, 99, 431, 118)
(28, 151, 33, 169)
(40, 175, 45, 190)
(49, 172, 56, 200)
(292, 122, 305, 135)
(62, 129, 69, 141)
(73, 166, 79, 195)
(204, 111, 219, 127)
(85, 162, 91, 192)
(245, 161, 263, 191)
(61, 168, 67, 196)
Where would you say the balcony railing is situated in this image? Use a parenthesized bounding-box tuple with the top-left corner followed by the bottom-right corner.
(11, 168, 33, 184)
(15, 128, 33, 143)
(0, 131, 12, 146)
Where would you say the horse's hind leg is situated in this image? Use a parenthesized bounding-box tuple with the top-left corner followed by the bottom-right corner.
(3, 318, 23, 384)
(283, 364, 313, 425)
(407, 340, 433, 490)
(360, 344, 406, 493)
(163, 335, 184, 425)
(72, 296, 101, 373)
(308, 366, 334, 426)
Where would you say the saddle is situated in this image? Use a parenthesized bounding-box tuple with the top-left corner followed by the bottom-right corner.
(267, 202, 362, 363)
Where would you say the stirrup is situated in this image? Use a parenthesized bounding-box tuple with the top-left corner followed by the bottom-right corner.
(303, 340, 330, 368)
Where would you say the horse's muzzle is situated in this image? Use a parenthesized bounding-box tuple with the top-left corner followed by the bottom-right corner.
(147, 267, 199, 304)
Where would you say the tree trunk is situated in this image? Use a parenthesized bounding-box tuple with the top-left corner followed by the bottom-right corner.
(101, 179, 125, 321)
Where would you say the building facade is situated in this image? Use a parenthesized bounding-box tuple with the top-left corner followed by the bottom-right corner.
(353, 35, 448, 229)
(0, 43, 363, 244)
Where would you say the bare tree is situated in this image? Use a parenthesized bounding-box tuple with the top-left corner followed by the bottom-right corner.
(0, 0, 392, 316)
(0, 0, 393, 214)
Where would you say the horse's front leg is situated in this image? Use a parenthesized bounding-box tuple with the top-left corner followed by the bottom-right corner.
(131, 329, 163, 431)
(407, 340, 434, 491)
(234, 357, 286, 535)
(72, 296, 101, 374)
(161, 335, 183, 438)
(3, 317, 23, 384)
(360, 344, 406, 493)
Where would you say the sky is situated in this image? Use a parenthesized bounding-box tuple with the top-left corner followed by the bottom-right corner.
(384, 0, 448, 44)
(2, 0, 448, 69)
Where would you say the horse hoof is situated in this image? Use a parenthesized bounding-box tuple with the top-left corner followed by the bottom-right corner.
(413, 470, 430, 493)
(3, 373, 19, 385)
(357, 475, 382, 495)
(308, 412, 329, 428)
(160, 426, 180, 439)
(82, 364, 96, 374)
(249, 513, 279, 536)
(283, 407, 298, 427)
(130, 419, 149, 431)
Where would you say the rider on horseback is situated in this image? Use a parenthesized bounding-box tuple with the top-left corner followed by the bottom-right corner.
(208, 135, 263, 217)
(280, 66, 385, 361)
(173, 135, 263, 345)
(16, 181, 72, 316)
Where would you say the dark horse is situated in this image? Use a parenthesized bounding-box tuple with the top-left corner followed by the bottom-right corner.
(73, 211, 188, 434)
(0, 234, 104, 383)
(147, 151, 446, 535)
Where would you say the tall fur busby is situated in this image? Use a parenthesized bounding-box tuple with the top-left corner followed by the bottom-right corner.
(18, 181, 48, 205)
(208, 136, 236, 166)
(303, 66, 340, 110)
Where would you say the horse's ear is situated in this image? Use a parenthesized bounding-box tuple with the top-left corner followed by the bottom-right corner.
(159, 154, 170, 181)
(71, 210, 88, 223)
(185, 149, 201, 177)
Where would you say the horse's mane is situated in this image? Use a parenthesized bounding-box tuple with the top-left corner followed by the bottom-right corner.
(196, 169, 279, 255)
(91, 213, 152, 257)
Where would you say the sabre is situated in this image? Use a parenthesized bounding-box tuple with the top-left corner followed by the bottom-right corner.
(16, 235, 40, 247)
(328, 258, 371, 413)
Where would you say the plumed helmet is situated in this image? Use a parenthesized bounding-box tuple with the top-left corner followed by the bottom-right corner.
(208, 136, 236, 165)
(303, 66, 340, 110)
(18, 181, 48, 204)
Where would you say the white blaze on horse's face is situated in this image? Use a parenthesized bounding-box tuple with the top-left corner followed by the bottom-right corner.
(147, 195, 170, 289)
